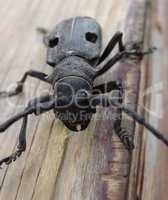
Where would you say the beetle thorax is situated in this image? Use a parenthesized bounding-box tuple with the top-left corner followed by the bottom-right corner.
(49, 56, 96, 85)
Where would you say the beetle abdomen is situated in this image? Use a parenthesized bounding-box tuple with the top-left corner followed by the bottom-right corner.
(53, 75, 94, 132)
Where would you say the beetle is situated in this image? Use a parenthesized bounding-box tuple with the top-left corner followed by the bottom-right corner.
(0, 16, 167, 167)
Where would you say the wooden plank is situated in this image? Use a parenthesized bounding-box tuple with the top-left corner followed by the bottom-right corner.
(140, 0, 168, 199)
(127, 0, 168, 199)
(127, 1, 152, 199)
(0, 0, 149, 199)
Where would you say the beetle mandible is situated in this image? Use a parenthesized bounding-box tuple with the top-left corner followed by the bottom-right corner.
(0, 16, 167, 167)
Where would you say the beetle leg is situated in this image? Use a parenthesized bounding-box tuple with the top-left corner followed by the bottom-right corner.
(95, 51, 125, 77)
(114, 119, 134, 151)
(0, 70, 50, 98)
(95, 47, 155, 77)
(97, 32, 125, 64)
(93, 82, 134, 150)
(0, 116, 28, 167)
(91, 94, 168, 147)
(0, 95, 54, 132)
(115, 84, 134, 151)
(113, 88, 134, 151)
(0, 95, 55, 167)
(93, 81, 123, 94)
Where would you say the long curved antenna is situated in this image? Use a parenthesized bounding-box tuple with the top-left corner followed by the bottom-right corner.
(91, 94, 168, 146)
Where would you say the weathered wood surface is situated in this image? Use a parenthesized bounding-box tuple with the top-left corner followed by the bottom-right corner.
(0, 0, 150, 200)
(126, 0, 168, 199)
(139, 0, 168, 200)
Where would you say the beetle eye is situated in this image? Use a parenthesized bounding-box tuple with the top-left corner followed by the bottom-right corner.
(49, 37, 59, 48)
(85, 32, 98, 43)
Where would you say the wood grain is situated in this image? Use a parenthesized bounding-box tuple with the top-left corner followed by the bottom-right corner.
(140, 0, 168, 200)
(0, 0, 149, 199)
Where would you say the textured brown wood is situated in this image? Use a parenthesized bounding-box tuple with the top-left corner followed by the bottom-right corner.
(0, 0, 149, 200)
(127, 0, 168, 200)
(139, 0, 168, 200)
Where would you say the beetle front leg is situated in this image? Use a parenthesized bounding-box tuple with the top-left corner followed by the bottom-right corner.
(0, 70, 50, 98)
(95, 47, 155, 77)
(97, 32, 125, 64)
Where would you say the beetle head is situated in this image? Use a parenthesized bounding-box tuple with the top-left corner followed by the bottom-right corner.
(44, 16, 102, 67)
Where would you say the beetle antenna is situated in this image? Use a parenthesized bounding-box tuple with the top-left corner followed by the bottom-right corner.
(91, 95, 168, 146)
(36, 27, 49, 35)
(112, 101, 168, 146)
